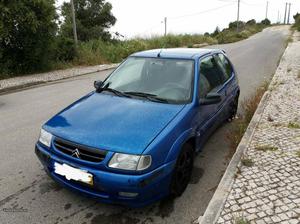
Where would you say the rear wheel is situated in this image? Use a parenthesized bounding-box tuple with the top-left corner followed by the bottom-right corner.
(227, 95, 239, 122)
(170, 143, 194, 197)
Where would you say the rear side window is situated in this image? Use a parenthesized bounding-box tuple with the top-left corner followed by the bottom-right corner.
(215, 53, 234, 80)
(198, 56, 225, 97)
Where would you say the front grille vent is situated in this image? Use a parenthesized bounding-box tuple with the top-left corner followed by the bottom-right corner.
(54, 138, 106, 163)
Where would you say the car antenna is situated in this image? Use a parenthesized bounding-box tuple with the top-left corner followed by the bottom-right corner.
(158, 37, 167, 57)
(157, 48, 163, 57)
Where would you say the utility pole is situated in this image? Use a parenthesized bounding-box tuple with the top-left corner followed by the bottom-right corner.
(277, 10, 280, 24)
(70, 0, 78, 46)
(283, 2, 288, 24)
(164, 17, 167, 36)
(265, 1, 269, 19)
(236, 0, 240, 32)
(287, 3, 291, 24)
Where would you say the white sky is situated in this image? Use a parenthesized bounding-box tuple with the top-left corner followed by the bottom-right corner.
(57, 0, 300, 38)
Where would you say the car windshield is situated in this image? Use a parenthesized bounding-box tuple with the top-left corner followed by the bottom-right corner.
(102, 57, 194, 104)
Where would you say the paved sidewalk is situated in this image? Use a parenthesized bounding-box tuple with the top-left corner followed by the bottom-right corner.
(0, 63, 118, 92)
(202, 32, 300, 224)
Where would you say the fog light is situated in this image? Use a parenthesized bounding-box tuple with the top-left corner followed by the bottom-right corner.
(118, 192, 138, 197)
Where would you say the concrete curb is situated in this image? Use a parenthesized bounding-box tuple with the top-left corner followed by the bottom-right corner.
(199, 42, 291, 224)
(0, 64, 119, 95)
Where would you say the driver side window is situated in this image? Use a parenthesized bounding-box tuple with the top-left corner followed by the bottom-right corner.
(198, 55, 225, 98)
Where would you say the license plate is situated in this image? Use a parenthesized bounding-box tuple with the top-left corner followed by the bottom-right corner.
(54, 162, 93, 186)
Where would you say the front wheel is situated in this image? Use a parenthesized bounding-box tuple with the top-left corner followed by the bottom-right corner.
(169, 143, 194, 197)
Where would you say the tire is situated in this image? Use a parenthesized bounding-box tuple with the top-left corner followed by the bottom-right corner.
(227, 95, 239, 122)
(169, 143, 194, 197)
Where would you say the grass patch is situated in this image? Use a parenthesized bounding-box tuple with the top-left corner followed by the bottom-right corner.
(241, 158, 254, 167)
(288, 122, 300, 129)
(235, 217, 250, 224)
(255, 145, 278, 152)
(298, 70, 300, 79)
(296, 151, 300, 158)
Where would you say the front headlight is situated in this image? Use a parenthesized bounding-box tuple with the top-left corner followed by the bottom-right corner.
(39, 129, 53, 147)
(108, 153, 152, 171)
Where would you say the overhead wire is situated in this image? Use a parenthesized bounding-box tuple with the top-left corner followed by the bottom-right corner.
(135, 2, 237, 37)
(168, 2, 236, 21)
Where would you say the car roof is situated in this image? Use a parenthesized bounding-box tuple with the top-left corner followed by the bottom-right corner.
(130, 48, 223, 60)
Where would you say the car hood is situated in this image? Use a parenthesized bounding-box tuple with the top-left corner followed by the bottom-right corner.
(44, 92, 185, 154)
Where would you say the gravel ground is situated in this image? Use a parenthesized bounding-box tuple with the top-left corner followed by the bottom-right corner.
(0, 64, 118, 92)
(216, 31, 300, 224)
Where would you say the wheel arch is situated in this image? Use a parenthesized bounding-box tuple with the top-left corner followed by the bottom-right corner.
(164, 129, 196, 163)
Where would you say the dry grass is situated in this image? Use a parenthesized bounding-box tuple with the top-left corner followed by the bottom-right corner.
(286, 36, 293, 44)
(296, 151, 300, 158)
(226, 82, 269, 156)
(242, 82, 269, 123)
(298, 70, 300, 79)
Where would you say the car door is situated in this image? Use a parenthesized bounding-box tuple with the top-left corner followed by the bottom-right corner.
(195, 54, 229, 148)
(214, 53, 237, 118)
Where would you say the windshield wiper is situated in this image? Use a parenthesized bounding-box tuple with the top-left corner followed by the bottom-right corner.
(124, 91, 169, 103)
(97, 84, 131, 98)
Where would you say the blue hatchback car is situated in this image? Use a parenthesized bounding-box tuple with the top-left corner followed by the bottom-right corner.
(35, 48, 239, 207)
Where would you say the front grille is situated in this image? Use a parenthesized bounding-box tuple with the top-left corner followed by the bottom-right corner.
(53, 138, 107, 163)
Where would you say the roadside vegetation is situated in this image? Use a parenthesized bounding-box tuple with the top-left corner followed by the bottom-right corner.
(241, 158, 254, 167)
(235, 217, 250, 224)
(288, 122, 300, 129)
(226, 82, 269, 156)
(293, 13, 300, 31)
(0, 0, 272, 79)
(255, 145, 278, 152)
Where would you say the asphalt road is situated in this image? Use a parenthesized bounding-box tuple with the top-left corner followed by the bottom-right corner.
(0, 26, 290, 224)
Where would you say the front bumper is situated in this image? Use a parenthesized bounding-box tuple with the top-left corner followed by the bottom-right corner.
(35, 143, 175, 207)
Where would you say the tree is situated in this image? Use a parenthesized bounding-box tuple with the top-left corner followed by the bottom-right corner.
(60, 0, 116, 42)
(0, 0, 57, 75)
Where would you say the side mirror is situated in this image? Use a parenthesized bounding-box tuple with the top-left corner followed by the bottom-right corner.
(94, 80, 103, 90)
(200, 93, 222, 105)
